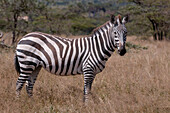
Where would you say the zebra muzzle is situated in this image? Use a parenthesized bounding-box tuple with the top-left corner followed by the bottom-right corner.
(118, 44, 126, 56)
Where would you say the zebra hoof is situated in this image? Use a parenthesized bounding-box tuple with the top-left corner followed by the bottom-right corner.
(83, 95, 89, 104)
(26, 90, 33, 97)
(16, 90, 20, 98)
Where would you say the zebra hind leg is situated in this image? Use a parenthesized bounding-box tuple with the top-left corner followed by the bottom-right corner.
(25, 66, 41, 97)
(16, 72, 31, 98)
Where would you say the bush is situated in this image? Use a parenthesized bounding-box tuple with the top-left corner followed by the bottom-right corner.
(70, 17, 97, 35)
(0, 19, 8, 30)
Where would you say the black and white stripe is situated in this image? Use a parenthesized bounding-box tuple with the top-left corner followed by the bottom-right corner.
(15, 15, 128, 101)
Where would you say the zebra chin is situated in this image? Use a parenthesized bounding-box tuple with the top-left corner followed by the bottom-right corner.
(118, 48, 126, 56)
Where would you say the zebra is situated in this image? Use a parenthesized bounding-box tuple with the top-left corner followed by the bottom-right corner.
(14, 14, 128, 102)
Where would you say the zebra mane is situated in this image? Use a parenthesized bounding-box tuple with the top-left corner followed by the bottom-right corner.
(92, 21, 110, 34)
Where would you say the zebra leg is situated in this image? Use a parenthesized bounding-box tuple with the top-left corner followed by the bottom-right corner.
(16, 73, 31, 98)
(83, 70, 95, 102)
(26, 66, 41, 97)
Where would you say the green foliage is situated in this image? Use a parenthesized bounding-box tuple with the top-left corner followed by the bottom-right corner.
(0, 0, 119, 37)
(126, 42, 148, 50)
(0, 0, 49, 43)
(0, 20, 7, 30)
(119, 0, 170, 40)
(70, 17, 97, 35)
(119, 4, 151, 36)
(0, 0, 169, 41)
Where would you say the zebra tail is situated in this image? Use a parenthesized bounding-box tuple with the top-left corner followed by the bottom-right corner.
(14, 54, 20, 74)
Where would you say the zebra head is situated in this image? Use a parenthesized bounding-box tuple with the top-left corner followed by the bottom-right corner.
(110, 14, 128, 56)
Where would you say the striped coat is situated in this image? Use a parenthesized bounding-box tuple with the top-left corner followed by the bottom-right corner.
(15, 14, 128, 102)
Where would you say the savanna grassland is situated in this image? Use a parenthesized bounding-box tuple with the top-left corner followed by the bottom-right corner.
(0, 36, 169, 113)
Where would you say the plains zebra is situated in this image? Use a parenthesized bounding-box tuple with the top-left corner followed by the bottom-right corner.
(15, 14, 128, 102)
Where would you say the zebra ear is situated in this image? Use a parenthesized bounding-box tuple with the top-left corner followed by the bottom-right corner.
(122, 15, 129, 24)
(110, 14, 115, 24)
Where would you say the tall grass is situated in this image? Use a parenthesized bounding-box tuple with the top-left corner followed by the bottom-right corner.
(0, 36, 169, 113)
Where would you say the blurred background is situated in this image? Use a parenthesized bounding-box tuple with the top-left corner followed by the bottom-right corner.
(0, 0, 169, 46)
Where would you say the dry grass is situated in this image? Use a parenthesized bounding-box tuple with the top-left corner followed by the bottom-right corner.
(0, 36, 169, 113)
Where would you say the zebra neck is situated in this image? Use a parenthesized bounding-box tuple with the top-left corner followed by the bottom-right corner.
(91, 29, 115, 61)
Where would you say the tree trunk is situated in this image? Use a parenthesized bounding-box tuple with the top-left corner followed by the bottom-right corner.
(12, 13, 18, 44)
(153, 32, 157, 40)
(158, 31, 161, 40)
(160, 31, 163, 40)
(164, 31, 167, 39)
(156, 23, 163, 41)
(148, 17, 157, 40)
(153, 23, 158, 40)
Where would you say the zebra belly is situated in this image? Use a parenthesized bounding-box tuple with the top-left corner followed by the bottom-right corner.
(43, 58, 83, 76)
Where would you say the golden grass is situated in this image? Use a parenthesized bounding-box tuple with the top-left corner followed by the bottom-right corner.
(0, 36, 169, 113)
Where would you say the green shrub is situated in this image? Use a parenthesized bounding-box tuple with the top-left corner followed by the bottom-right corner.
(126, 42, 148, 50)
(0, 19, 7, 30)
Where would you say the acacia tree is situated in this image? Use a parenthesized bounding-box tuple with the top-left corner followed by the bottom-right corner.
(132, 0, 169, 40)
(0, 0, 45, 44)
(120, 0, 170, 40)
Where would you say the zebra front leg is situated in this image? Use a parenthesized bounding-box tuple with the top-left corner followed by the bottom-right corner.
(16, 73, 30, 98)
(26, 66, 41, 97)
(83, 72, 95, 102)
